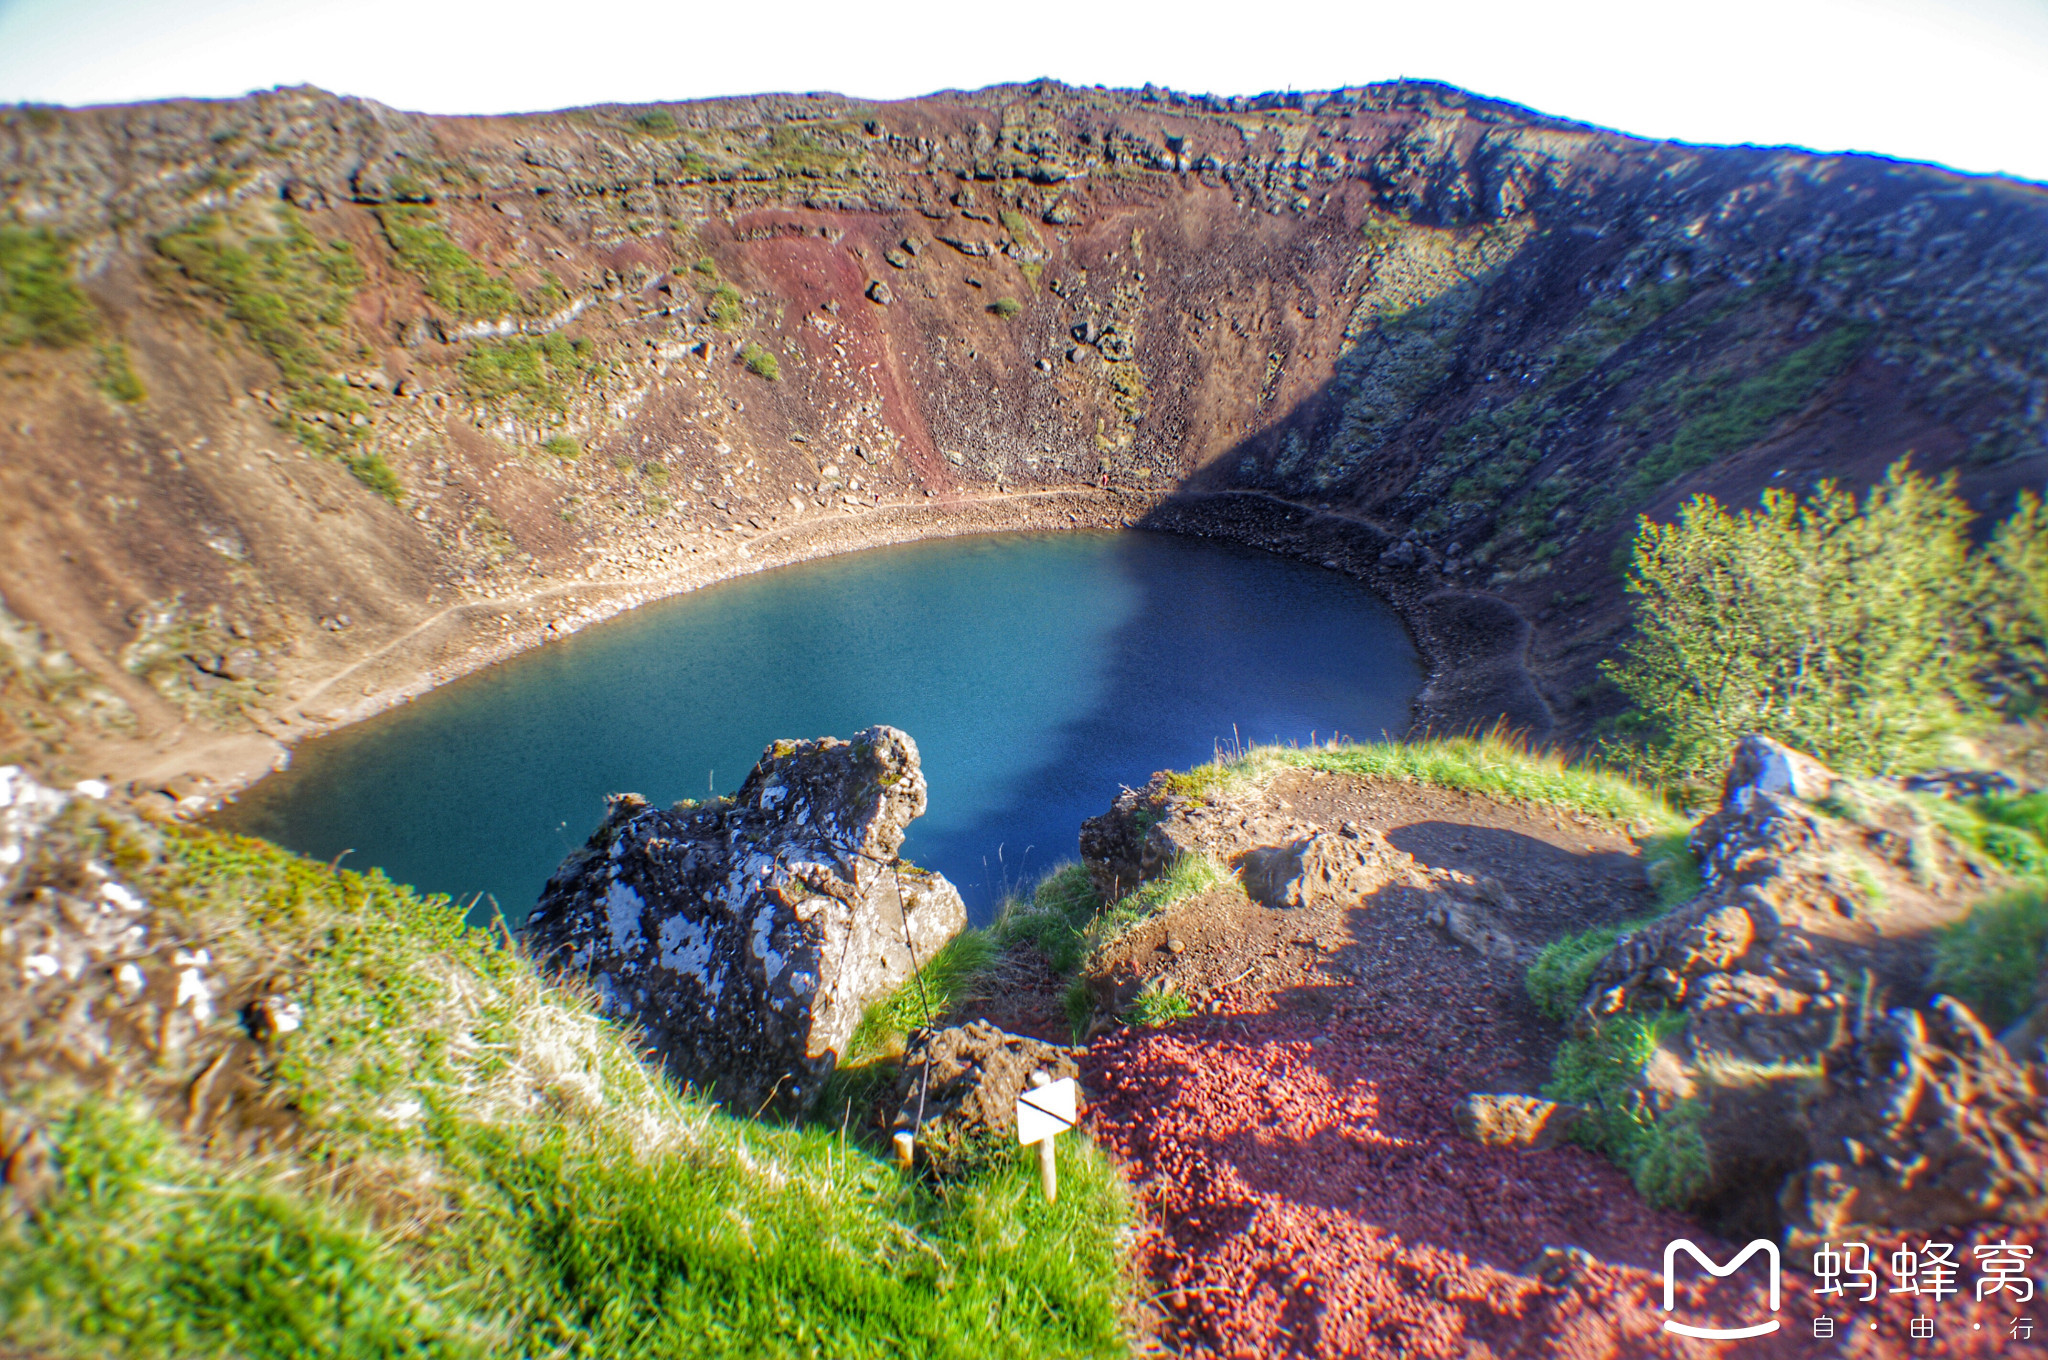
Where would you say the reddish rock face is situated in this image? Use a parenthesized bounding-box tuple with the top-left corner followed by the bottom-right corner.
(3, 82, 2044, 794)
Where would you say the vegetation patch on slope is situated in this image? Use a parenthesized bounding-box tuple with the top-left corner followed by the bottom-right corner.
(0, 227, 95, 349)
(2, 824, 1137, 1359)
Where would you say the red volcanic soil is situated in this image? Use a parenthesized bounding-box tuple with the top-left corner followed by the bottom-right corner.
(1063, 773, 2034, 1358)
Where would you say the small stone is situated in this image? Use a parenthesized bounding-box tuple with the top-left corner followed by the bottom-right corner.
(1166, 937, 1185, 954)
(866, 279, 893, 305)
(1455, 1093, 1580, 1151)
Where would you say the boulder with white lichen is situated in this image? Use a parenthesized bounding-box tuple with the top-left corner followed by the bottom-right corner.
(523, 726, 967, 1118)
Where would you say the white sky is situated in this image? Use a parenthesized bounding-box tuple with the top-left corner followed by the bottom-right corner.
(2, 0, 2045, 183)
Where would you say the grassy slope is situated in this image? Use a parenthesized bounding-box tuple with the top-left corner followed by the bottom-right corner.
(2, 828, 1135, 1360)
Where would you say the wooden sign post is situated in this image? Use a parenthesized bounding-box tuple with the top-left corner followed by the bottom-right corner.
(1016, 1073, 1078, 1204)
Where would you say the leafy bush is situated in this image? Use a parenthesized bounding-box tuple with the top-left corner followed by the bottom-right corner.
(541, 434, 582, 461)
(1986, 492, 2048, 714)
(1605, 462, 2011, 779)
(1932, 887, 2048, 1030)
(0, 226, 94, 348)
(740, 341, 780, 380)
(990, 297, 1022, 320)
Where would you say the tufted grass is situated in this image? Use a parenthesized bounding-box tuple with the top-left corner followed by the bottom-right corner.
(2, 827, 1136, 1359)
(1164, 732, 1686, 831)
(1932, 885, 2048, 1030)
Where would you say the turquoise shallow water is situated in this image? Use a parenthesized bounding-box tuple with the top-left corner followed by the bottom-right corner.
(215, 531, 1423, 927)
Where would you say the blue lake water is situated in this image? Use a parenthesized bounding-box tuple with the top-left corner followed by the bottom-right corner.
(215, 531, 1423, 927)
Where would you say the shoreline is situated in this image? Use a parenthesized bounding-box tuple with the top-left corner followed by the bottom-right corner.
(117, 485, 1547, 817)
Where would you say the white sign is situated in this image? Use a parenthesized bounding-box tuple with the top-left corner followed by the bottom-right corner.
(1662, 1238, 1782, 1340)
(1017, 1077, 1077, 1146)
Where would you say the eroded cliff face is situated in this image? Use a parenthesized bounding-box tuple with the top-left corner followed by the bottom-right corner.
(2, 80, 2044, 792)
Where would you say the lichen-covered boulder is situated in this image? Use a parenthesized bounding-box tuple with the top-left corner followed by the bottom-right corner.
(524, 726, 965, 1118)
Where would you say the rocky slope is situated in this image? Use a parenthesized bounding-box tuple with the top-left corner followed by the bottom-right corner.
(3, 81, 2046, 794)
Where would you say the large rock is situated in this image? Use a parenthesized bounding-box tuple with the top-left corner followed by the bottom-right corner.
(1786, 997, 2048, 1244)
(524, 727, 965, 1118)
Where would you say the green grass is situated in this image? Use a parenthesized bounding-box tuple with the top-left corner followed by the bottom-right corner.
(95, 341, 145, 402)
(1542, 1009, 1710, 1208)
(1172, 734, 1685, 830)
(992, 863, 1103, 976)
(1917, 792, 2048, 877)
(989, 297, 1022, 320)
(458, 334, 597, 421)
(1, 826, 1136, 1359)
(1630, 326, 1870, 495)
(1932, 886, 2048, 1030)
(1525, 924, 1633, 1022)
(1091, 854, 1230, 946)
(0, 226, 95, 348)
(542, 434, 583, 462)
(740, 342, 780, 380)
(155, 212, 371, 456)
(842, 930, 1001, 1068)
(345, 451, 403, 505)
(1123, 978, 1193, 1028)
(375, 206, 523, 321)
(707, 285, 744, 330)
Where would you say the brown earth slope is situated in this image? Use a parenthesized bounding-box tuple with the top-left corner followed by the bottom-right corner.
(2, 81, 2045, 796)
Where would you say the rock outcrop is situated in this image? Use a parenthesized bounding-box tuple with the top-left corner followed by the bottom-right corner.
(889, 1020, 1081, 1173)
(1787, 996, 2048, 1243)
(524, 726, 966, 1118)
(1568, 735, 2042, 1236)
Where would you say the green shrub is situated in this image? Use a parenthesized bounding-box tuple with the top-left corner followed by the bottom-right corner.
(1985, 492, 2048, 714)
(1932, 887, 2048, 1030)
(458, 334, 595, 420)
(346, 451, 403, 504)
(631, 109, 679, 137)
(0, 226, 94, 348)
(541, 434, 582, 461)
(708, 285, 745, 330)
(990, 297, 1022, 320)
(1605, 462, 1998, 779)
(740, 342, 780, 380)
(375, 206, 522, 320)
